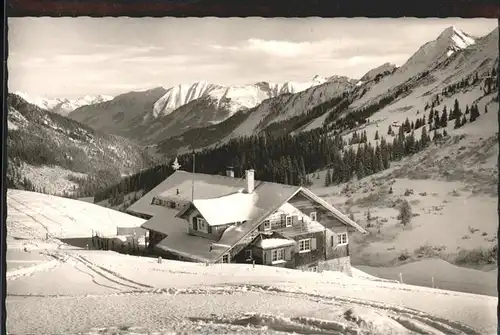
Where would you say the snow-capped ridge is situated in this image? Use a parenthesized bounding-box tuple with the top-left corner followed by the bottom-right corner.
(360, 63, 397, 82)
(152, 76, 335, 118)
(13, 91, 114, 116)
(401, 26, 476, 74)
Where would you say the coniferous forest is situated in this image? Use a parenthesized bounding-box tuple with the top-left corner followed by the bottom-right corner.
(93, 68, 495, 204)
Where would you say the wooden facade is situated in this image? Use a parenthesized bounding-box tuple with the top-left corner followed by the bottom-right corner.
(288, 191, 350, 262)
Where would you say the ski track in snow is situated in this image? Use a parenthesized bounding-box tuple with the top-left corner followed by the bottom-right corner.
(6, 249, 491, 335)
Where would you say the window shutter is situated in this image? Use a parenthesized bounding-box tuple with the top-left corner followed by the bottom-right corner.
(311, 238, 317, 250)
(207, 225, 212, 234)
(294, 241, 300, 253)
(285, 247, 292, 260)
(292, 215, 298, 225)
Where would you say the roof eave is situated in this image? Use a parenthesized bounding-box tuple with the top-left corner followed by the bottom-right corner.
(300, 188, 368, 234)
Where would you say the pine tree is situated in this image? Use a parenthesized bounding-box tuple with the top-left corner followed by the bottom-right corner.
(324, 169, 332, 187)
(432, 130, 440, 142)
(454, 115, 461, 129)
(420, 126, 430, 147)
(388, 125, 393, 136)
(465, 104, 470, 115)
(469, 104, 480, 122)
(453, 98, 460, 120)
(461, 115, 467, 126)
(411, 121, 415, 130)
(434, 110, 441, 130)
(399, 199, 412, 226)
(171, 157, 181, 170)
(440, 109, 448, 128)
(374, 130, 379, 140)
(428, 109, 434, 125)
(485, 105, 488, 114)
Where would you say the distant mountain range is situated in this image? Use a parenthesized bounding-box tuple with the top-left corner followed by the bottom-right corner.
(9, 25, 499, 165)
(13, 92, 114, 116)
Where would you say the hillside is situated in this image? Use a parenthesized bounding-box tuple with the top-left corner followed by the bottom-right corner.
(6, 190, 497, 335)
(7, 94, 153, 196)
(68, 87, 168, 139)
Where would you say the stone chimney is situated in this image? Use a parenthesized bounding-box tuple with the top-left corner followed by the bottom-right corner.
(245, 169, 255, 193)
(226, 166, 235, 178)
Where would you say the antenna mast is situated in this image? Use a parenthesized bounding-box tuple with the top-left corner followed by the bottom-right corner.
(191, 152, 195, 201)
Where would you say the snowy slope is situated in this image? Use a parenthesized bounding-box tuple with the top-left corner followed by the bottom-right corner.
(14, 91, 113, 116)
(351, 26, 478, 109)
(223, 77, 356, 141)
(360, 63, 397, 82)
(6, 189, 145, 243)
(5, 189, 497, 334)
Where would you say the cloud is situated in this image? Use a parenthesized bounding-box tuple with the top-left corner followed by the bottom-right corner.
(53, 53, 118, 64)
(118, 55, 190, 65)
(245, 39, 312, 57)
(14, 57, 47, 68)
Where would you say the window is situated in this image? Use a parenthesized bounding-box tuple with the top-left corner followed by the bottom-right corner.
(263, 220, 271, 231)
(310, 212, 317, 221)
(337, 232, 348, 245)
(299, 239, 311, 252)
(222, 254, 230, 263)
(280, 214, 287, 228)
(271, 248, 285, 262)
(309, 266, 318, 272)
(285, 216, 292, 227)
(331, 235, 334, 247)
(197, 217, 206, 231)
(245, 249, 253, 259)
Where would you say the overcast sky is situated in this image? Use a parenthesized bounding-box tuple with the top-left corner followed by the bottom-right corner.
(8, 17, 497, 99)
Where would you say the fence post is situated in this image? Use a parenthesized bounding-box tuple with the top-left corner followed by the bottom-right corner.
(158, 256, 162, 264)
(399, 272, 403, 284)
(432, 276, 435, 288)
(253, 260, 255, 268)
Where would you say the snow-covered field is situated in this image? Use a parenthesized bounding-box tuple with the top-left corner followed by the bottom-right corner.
(6, 190, 497, 334)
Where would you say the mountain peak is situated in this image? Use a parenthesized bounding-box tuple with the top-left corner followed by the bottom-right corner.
(436, 26, 475, 51)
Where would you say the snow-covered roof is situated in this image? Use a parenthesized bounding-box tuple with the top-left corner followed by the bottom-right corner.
(132, 170, 366, 262)
(141, 207, 187, 236)
(127, 170, 260, 218)
(192, 192, 256, 226)
(116, 226, 147, 236)
(255, 238, 295, 249)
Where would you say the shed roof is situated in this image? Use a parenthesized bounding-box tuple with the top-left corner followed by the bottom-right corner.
(255, 238, 296, 249)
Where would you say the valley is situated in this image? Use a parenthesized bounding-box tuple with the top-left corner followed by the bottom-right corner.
(6, 20, 499, 335)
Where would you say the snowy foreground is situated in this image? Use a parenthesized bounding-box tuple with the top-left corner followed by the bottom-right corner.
(6, 190, 497, 335)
